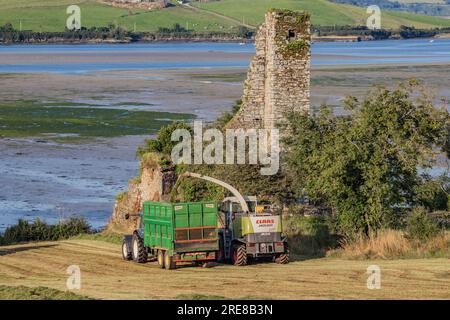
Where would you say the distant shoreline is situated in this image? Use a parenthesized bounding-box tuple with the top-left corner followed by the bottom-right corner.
(0, 37, 429, 45)
(0, 32, 447, 45)
(0, 38, 252, 45)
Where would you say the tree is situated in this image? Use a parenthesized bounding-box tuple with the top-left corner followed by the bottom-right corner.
(405, 207, 440, 242)
(236, 26, 254, 39)
(0, 22, 14, 33)
(283, 81, 449, 236)
(137, 121, 192, 157)
(444, 124, 450, 158)
(179, 162, 295, 205)
(415, 174, 449, 212)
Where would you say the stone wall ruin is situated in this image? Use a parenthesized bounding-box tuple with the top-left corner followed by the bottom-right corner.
(228, 9, 311, 130)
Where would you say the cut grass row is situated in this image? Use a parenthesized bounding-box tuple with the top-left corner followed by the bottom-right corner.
(0, 285, 92, 300)
(0, 100, 195, 139)
(0, 285, 253, 300)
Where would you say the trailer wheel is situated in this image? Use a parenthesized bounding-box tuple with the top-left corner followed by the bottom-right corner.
(157, 250, 165, 268)
(275, 253, 289, 264)
(122, 238, 132, 261)
(232, 243, 247, 266)
(132, 233, 148, 263)
(164, 252, 176, 270)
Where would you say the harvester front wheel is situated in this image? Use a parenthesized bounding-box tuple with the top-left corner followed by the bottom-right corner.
(232, 243, 247, 266)
(132, 233, 148, 263)
(275, 253, 289, 264)
(157, 250, 165, 268)
(164, 252, 176, 270)
(122, 237, 132, 261)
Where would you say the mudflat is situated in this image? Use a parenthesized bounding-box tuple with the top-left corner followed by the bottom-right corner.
(0, 67, 246, 230)
(1, 46, 449, 230)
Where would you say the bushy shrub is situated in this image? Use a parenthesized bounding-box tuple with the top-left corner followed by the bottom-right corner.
(415, 175, 449, 212)
(137, 121, 192, 157)
(236, 26, 254, 39)
(406, 208, 441, 242)
(215, 100, 241, 128)
(283, 216, 340, 257)
(158, 23, 191, 33)
(1, 217, 92, 245)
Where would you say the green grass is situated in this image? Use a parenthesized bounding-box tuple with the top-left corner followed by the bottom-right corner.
(0, 0, 449, 32)
(193, 0, 450, 29)
(0, 100, 195, 138)
(0, 0, 240, 32)
(43, 101, 102, 107)
(0, 285, 92, 300)
(70, 232, 123, 245)
(112, 101, 155, 106)
(187, 72, 247, 82)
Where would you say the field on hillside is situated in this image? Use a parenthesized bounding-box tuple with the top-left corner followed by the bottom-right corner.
(391, 0, 444, 4)
(1, 0, 450, 32)
(0, 239, 449, 300)
(193, 0, 450, 29)
(0, 0, 240, 32)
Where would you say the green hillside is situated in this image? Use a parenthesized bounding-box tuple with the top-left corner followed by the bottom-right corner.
(193, 0, 450, 29)
(0, 0, 449, 32)
(0, 0, 240, 32)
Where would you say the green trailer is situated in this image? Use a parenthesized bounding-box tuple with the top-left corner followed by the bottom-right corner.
(122, 201, 219, 270)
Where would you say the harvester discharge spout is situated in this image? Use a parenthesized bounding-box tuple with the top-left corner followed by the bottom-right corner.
(178, 172, 250, 213)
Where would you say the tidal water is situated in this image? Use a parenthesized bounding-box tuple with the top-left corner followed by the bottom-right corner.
(0, 38, 450, 74)
(0, 38, 449, 231)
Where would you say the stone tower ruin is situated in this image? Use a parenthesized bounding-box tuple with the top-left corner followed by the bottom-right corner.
(228, 9, 311, 130)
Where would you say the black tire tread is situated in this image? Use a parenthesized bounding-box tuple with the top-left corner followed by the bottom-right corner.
(164, 252, 176, 270)
(122, 239, 132, 261)
(132, 233, 148, 263)
(275, 253, 289, 264)
(234, 244, 247, 266)
(157, 250, 165, 268)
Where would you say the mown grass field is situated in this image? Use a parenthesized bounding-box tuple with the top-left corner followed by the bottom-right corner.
(0, 239, 449, 300)
(1, 0, 450, 32)
(192, 0, 450, 29)
(0, 0, 240, 32)
(0, 100, 195, 138)
(0, 285, 92, 300)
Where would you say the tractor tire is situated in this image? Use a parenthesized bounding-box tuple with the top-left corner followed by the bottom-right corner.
(164, 252, 176, 270)
(157, 250, 165, 268)
(274, 253, 289, 264)
(131, 233, 148, 263)
(232, 243, 247, 266)
(122, 238, 132, 261)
